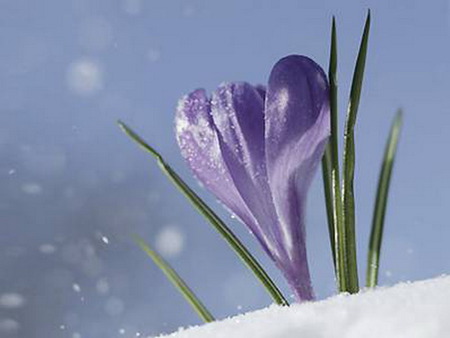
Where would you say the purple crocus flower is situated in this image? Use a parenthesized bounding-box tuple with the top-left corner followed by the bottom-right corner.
(175, 55, 330, 302)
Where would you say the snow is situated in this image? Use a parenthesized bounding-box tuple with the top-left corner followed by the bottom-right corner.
(155, 226, 184, 258)
(66, 59, 103, 96)
(96, 278, 110, 295)
(0, 318, 20, 334)
(38, 243, 57, 254)
(157, 275, 450, 338)
(0, 293, 26, 309)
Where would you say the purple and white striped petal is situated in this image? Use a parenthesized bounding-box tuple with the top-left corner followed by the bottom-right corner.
(210, 83, 286, 261)
(175, 89, 261, 243)
(265, 55, 330, 300)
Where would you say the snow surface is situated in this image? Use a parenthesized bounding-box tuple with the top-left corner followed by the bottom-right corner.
(157, 275, 450, 338)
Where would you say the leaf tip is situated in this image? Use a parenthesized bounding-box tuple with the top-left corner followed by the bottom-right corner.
(117, 119, 132, 136)
(117, 120, 160, 159)
(394, 109, 404, 130)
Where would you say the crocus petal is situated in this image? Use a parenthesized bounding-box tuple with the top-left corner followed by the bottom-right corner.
(265, 55, 330, 300)
(175, 89, 260, 240)
(176, 55, 330, 303)
(210, 83, 286, 260)
(255, 85, 266, 101)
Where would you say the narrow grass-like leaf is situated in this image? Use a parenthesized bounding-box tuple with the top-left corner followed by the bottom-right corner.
(341, 10, 371, 293)
(118, 121, 289, 306)
(326, 17, 348, 292)
(366, 110, 402, 288)
(322, 16, 339, 275)
(135, 236, 215, 322)
(321, 145, 336, 267)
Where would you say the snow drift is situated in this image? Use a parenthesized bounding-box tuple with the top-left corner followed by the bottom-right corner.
(157, 275, 450, 338)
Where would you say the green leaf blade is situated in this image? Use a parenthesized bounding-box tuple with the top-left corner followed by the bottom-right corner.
(341, 10, 371, 294)
(118, 121, 289, 306)
(345, 10, 371, 130)
(321, 145, 336, 267)
(325, 16, 348, 293)
(366, 110, 403, 288)
(135, 236, 215, 323)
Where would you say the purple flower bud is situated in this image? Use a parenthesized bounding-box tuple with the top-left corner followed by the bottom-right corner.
(175, 55, 330, 302)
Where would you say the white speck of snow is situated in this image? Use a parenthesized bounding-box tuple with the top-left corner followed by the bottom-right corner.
(67, 59, 103, 96)
(21, 183, 42, 195)
(60, 325, 66, 330)
(156, 276, 450, 338)
(73, 332, 82, 338)
(8, 169, 15, 175)
(96, 278, 110, 295)
(123, 0, 142, 15)
(105, 297, 124, 316)
(155, 226, 184, 258)
(119, 328, 126, 335)
(0, 318, 20, 334)
(95, 231, 110, 244)
(39, 244, 57, 254)
(72, 283, 81, 293)
(0, 293, 26, 309)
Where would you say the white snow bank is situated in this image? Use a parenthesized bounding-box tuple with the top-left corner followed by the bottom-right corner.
(157, 275, 450, 338)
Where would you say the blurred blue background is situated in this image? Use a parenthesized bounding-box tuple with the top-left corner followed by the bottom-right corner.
(1, 0, 450, 337)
